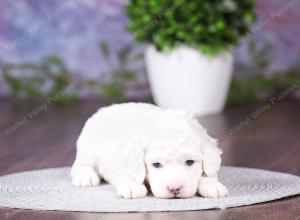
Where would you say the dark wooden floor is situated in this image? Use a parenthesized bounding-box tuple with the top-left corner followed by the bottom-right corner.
(0, 97, 299, 220)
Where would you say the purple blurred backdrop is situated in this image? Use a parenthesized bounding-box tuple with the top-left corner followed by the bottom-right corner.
(0, 0, 300, 96)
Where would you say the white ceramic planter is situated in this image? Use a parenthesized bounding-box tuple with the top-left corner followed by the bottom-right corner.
(145, 45, 234, 116)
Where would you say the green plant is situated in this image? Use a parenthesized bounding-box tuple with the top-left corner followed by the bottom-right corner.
(126, 0, 256, 54)
(0, 55, 77, 105)
(1, 40, 143, 104)
(227, 70, 300, 105)
(227, 39, 300, 105)
(83, 41, 142, 102)
(237, 38, 273, 76)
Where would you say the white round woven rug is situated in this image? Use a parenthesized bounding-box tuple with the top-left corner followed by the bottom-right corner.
(0, 166, 299, 212)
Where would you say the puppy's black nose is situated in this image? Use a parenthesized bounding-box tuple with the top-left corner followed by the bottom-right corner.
(167, 186, 183, 196)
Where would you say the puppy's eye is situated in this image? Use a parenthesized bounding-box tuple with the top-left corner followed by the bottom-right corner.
(185, 160, 195, 166)
(152, 162, 163, 168)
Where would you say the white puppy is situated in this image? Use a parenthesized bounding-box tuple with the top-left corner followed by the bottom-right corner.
(71, 103, 228, 199)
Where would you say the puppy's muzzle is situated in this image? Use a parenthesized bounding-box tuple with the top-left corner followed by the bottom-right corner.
(167, 185, 183, 196)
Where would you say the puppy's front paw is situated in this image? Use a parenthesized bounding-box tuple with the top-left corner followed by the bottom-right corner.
(72, 170, 100, 187)
(198, 177, 228, 198)
(117, 183, 148, 199)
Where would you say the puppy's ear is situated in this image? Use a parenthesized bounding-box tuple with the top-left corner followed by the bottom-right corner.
(201, 137, 222, 177)
(190, 119, 222, 177)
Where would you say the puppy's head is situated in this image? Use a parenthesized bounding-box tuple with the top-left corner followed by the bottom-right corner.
(142, 113, 220, 199)
(144, 138, 202, 198)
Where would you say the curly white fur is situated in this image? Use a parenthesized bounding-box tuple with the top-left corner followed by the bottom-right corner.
(71, 103, 228, 199)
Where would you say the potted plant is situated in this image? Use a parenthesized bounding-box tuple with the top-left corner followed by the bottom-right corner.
(126, 0, 256, 115)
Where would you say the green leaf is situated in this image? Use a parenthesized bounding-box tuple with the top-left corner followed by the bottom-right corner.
(3, 72, 22, 98)
(118, 46, 132, 65)
(99, 41, 110, 58)
(114, 70, 135, 81)
(81, 80, 99, 88)
(44, 55, 65, 68)
(101, 83, 124, 102)
(55, 95, 78, 105)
